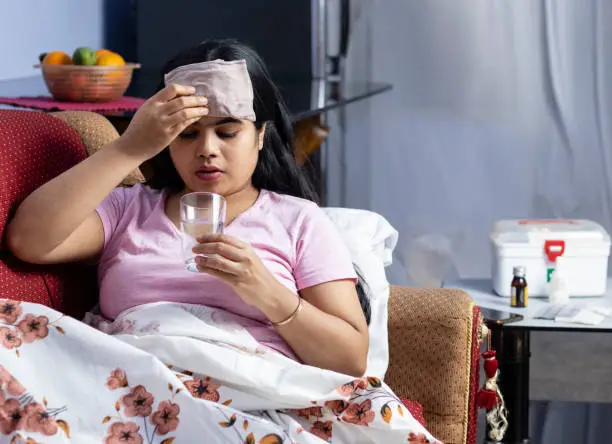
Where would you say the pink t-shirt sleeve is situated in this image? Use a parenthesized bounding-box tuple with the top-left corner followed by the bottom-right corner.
(96, 185, 137, 247)
(294, 204, 358, 290)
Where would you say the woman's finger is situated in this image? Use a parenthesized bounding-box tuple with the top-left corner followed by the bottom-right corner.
(192, 242, 244, 262)
(151, 83, 196, 103)
(196, 264, 229, 281)
(170, 112, 208, 134)
(166, 106, 209, 126)
(196, 233, 248, 249)
(163, 95, 208, 116)
(171, 116, 202, 134)
(196, 255, 241, 276)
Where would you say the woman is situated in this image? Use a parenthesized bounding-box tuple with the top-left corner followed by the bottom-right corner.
(6, 39, 369, 377)
(3, 40, 439, 444)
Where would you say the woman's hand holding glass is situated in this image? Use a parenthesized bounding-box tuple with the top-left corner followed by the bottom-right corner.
(193, 233, 286, 310)
(117, 83, 210, 162)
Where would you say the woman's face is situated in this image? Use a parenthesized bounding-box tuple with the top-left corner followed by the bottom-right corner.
(169, 116, 264, 197)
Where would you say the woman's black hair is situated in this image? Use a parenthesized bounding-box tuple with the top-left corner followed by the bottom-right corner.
(145, 39, 371, 324)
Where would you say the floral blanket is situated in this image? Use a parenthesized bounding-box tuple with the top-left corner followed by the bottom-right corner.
(0, 299, 441, 444)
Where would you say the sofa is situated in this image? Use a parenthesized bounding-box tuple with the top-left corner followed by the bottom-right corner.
(0, 109, 484, 444)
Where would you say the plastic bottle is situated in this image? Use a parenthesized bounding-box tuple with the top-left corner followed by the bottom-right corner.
(511, 266, 528, 308)
(549, 262, 570, 304)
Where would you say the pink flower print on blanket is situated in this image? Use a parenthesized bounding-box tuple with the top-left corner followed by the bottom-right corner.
(324, 400, 349, 415)
(0, 300, 22, 325)
(0, 327, 21, 350)
(17, 315, 49, 344)
(138, 321, 160, 334)
(310, 420, 333, 441)
(408, 432, 434, 443)
(111, 319, 136, 334)
(103, 421, 143, 444)
(151, 401, 180, 435)
(295, 406, 323, 420)
(106, 369, 128, 390)
(21, 402, 59, 436)
(0, 366, 26, 398)
(183, 377, 221, 402)
(286, 375, 442, 443)
(0, 366, 71, 442)
(1, 316, 52, 352)
(0, 398, 23, 435)
(121, 385, 155, 417)
(341, 400, 376, 426)
(0, 302, 64, 357)
(180, 304, 246, 333)
(103, 369, 182, 443)
(85, 313, 160, 335)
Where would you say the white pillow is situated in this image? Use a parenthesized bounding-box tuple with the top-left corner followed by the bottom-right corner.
(323, 208, 399, 379)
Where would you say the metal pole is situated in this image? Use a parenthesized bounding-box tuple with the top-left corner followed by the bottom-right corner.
(311, 0, 329, 204)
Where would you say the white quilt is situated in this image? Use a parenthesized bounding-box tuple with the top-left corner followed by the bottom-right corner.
(0, 299, 440, 443)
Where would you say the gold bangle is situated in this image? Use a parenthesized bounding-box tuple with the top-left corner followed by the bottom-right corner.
(271, 297, 304, 327)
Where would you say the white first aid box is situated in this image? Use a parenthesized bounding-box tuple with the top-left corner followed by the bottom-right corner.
(490, 219, 611, 297)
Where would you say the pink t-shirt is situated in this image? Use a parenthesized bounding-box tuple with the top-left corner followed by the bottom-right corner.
(95, 184, 357, 359)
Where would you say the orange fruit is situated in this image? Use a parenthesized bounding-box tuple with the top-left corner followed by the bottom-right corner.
(96, 52, 125, 66)
(95, 48, 113, 58)
(96, 52, 126, 82)
(42, 51, 72, 65)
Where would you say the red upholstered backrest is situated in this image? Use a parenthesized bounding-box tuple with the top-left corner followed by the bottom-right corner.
(0, 110, 97, 317)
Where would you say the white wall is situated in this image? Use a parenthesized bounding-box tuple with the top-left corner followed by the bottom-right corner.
(339, 5, 612, 442)
(340, 0, 612, 288)
(0, 0, 104, 82)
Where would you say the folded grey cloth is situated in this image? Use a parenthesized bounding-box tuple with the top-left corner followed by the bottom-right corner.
(164, 59, 255, 121)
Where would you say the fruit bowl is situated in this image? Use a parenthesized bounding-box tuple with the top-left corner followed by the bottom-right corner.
(35, 63, 141, 103)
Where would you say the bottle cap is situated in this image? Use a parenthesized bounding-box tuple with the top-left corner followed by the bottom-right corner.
(513, 266, 526, 277)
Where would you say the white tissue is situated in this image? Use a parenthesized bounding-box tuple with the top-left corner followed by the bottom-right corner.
(558, 309, 605, 325)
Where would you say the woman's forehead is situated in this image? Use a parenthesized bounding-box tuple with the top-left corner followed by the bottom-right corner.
(191, 117, 246, 127)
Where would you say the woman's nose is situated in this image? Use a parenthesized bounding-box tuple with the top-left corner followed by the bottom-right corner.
(195, 133, 220, 158)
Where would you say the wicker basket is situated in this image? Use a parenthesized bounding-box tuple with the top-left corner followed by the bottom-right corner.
(36, 64, 141, 103)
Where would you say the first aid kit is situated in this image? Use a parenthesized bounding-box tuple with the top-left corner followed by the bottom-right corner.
(490, 219, 611, 297)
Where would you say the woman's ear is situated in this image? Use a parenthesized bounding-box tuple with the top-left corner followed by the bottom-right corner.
(257, 123, 266, 151)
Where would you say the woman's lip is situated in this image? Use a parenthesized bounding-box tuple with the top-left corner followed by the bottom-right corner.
(195, 170, 223, 181)
(198, 167, 223, 172)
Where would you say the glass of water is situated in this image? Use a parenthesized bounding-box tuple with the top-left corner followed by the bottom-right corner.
(180, 192, 226, 272)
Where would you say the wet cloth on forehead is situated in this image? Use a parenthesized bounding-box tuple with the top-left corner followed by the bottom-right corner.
(164, 59, 255, 121)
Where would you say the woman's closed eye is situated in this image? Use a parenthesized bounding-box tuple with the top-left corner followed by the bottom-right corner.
(217, 130, 238, 139)
(178, 129, 238, 140)
(178, 129, 198, 139)
(216, 120, 242, 139)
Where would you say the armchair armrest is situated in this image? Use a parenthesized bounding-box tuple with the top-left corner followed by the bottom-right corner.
(385, 286, 482, 444)
(51, 111, 144, 186)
